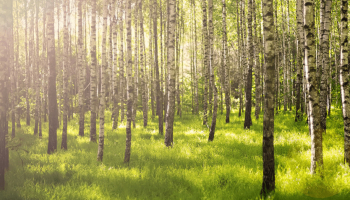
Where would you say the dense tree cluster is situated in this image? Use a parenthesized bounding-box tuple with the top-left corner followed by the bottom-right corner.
(1, 0, 350, 196)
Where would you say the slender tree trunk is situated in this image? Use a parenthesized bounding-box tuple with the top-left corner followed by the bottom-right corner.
(90, 0, 97, 141)
(132, 3, 138, 128)
(25, 0, 30, 126)
(260, 0, 275, 196)
(154, 0, 163, 134)
(193, 0, 199, 114)
(112, 0, 119, 130)
(34, 0, 39, 136)
(304, 0, 323, 174)
(222, 0, 230, 123)
(124, 0, 133, 162)
(119, 0, 125, 123)
(78, 0, 84, 137)
(164, 0, 176, 147)
(201, 0, 208, 125)
(139, 0, 147, 127)
(10, 0, 15, 138)
(254, 0, 260, 120)
(295, 0, 304, 121)
(97, 0, 108, 162)
(15, 0, 21, 129)
(47, 0, 58, 154)
(237, 0, 242, 117)
(319, 0, 332, 132)
(244, 0, 253, 129)
(208, 0, 213, 115)
(339, 0, 350, 166)
(40, 0, 47, 139)
(61, 0, 69, 150)
(0, 0, 10, 190)
(208, 86, 218, 141)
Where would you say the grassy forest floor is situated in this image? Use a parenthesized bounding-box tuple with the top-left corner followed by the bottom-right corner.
(1, 108, 350, 199)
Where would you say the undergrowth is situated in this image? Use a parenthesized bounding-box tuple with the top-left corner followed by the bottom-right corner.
(0, 109, 350, 199)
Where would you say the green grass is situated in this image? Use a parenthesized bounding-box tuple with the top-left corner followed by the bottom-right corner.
(1, 108, 350, 199)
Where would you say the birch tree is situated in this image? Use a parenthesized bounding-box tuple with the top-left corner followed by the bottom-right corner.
(47, 0, 59, 154)
(164, 0, 176, 147)
(124, 0, 133, 162)
(260, 0, 275, 195)
(90, 0, 97, 141)
(304, 0, 323, 174)
(78, 0, 84, 137)
(339, 0, 350, 166)
(97, 0, 108, 162)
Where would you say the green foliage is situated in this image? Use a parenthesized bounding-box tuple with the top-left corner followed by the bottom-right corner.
(1, 109, 350, 199)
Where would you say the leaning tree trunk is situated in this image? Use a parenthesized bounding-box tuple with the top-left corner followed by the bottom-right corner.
(90, 0, 97, 141)
(47, 0, 58, 154)
(244, 0, 253, 129)
(339, 0, 350, 167)
(97, 0, 108, 162)
(304, 0, 323, 174)
(124, 0, 133, 163)
(164, 0, 176, 147)
(260, 0, 275, 196)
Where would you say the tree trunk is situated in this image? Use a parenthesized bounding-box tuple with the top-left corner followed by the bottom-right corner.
(97, 0, 108, 162)
(25, 0, 30, 126)
(304, 0, 323, 174)
(244, 0, 253, 129)
(119, 0, 125, 123)
(132, 3, 138, 129)
(0, 0, 10, 189)
(222, 0, 230, 123)
(339, 0, 350, 167)
(295, 0, 304, 122)
(193, 0, 199, 114)
(78, 0, 84, 137)
(154, 0, 163, 135)
(90, 0, 97, 141)
(319, 0, 332, 132)
(253, 0, 260, 120)
(208, 0, 213, 115)
(61, 0, 69, 150)
(208, 86, 218, 141)
(124, 0, 133, 163)
(139, 0, 147, 127)
(201, 0, 209, 126)
(47, 0, 58, 154)
(260, 0, 275, 196)
(164, 0, 176, 147)
(237, 0, 241, 117)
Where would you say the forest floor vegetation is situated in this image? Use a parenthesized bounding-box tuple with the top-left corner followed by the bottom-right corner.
(1, 109, 350, 199)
